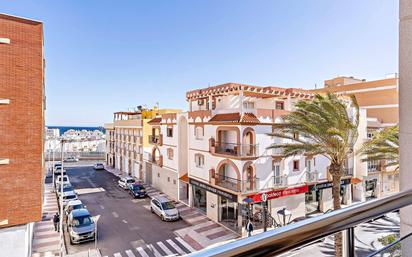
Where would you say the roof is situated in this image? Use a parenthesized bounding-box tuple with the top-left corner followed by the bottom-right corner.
(179, 174, 189, 183)
(209, 112, 260, 124)
(63, 191, 76, 196)
(67, 200, 82, 206)
(0, 13, 42, 25)
(71, 208, 90, 217)
(114, 111, 141, 115)
(152, 196, 171, 203)
(148, 117, 162, 124)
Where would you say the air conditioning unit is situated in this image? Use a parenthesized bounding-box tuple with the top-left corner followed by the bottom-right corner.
(198, 99, 204, 105)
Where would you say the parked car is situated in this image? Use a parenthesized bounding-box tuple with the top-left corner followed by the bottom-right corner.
(57, 184, 75, 197)
(128, 183, 147, 198)
(67, 209, 95, 244)
(64, 156, 79, 162)
(53, 167, 66, 176)
(118, 176, 135, 189)
(55, 175, 70, 188)
(65, 199, 84, 217)
(150, 196, 179, 221)
(62, 191, 78, 207)
(54, 163, 62, 169)
(93, 163, 104, 170)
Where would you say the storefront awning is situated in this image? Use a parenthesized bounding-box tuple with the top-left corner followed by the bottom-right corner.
(351, 177, 362, 184)
(179, 173, 189, 183)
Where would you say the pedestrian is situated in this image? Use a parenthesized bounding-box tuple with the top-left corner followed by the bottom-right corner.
(246, 218, 254, 237)
(53, 212, 60, 232)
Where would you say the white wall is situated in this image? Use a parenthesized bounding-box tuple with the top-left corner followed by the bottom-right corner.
(0, 223, 33, 257)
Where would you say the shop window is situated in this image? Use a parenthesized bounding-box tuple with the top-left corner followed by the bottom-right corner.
(195, 126, 204, 140)
(167, 148, 174, 160)
(293, 160, 299, 171)
(167, 127, 173, 137)
(276, 101, 284, 110)
(195, 154, 205, 168)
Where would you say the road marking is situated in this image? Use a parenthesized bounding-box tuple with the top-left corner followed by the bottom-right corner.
(114, 253, 122, 257)
(125, 249, 136, 257)
(100, 205, 105, 209)
(112, 212, 119, 218)
(166, 239, 187, 255)
(136, 247, 149, 257)
(147, 244, 162, 257)
(157, 241, 174, 256)
(122, 219, 128, 224)
(175, 237, 196, 252)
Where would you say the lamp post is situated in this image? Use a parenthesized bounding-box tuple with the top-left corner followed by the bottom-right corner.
(277, 207, 292, 227)
(261, 193, 268, 232)
(59, 138, 65, 257)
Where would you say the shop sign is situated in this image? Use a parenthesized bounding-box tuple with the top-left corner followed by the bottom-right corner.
(308, 178, 351, 192)
(189, 178, 238, 202)
(249, 184, 308, 203)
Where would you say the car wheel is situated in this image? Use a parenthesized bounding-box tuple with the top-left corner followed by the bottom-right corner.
(151, 207, 154, 213)
(161, 215, 165, 221)
(69, 237, 73, 245)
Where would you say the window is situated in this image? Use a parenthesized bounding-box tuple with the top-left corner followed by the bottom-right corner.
(173, 179, 176, 185)
(195, 154, 205, 168)
(293, 132, 299, 140)
(276, 101, 284, 110)
(167, 127, 173, 137)
(273, 163, 281, 185)
(195, 126, 203, 140)
(167, 148, 174, 160)
(243, 101, 255, 109)
(293, 160, 299, 171)
(167, 177, 171, 182)
(157, 172, 160, 178)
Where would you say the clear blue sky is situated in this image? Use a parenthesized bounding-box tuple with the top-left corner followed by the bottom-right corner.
(2, 1, 399, 126)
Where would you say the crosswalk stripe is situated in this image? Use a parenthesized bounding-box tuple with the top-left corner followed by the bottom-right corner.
(157, 241, 174, 256)
(147, 244, 162, 257)
(166, 239, 187, 255)
(125, 249, 136, 257)
(175, 237, 196, 252)
(136, 247, 149, 257)
(114, 253, 122, 257)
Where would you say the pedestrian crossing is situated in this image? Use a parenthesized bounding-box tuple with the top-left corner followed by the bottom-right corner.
(104, 237, 196, 257)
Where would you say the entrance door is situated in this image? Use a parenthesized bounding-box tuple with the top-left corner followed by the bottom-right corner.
(273, 163, 281, 186)
(219, 197, 238, 231)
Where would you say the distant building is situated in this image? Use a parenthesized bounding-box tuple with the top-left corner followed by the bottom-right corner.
(0, 14, 45, 257)
(45, 128, 60, 139)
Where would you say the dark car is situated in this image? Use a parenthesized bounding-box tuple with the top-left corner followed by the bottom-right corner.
(128, 183, 147, 198)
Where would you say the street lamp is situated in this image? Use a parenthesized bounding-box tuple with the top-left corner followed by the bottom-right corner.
(59, 138, 66, 257)
(277, 207, 292, 227)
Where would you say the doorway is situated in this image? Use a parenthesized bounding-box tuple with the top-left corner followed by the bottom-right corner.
(219, 197, 238, 231)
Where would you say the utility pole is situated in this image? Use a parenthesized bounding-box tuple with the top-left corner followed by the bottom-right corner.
(59, 139, 65, 257)
(262, 193, 268, 232)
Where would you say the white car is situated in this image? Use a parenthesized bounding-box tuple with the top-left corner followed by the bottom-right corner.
(56, 175, 70, 188)
(150, 196, 179, 221)
(65, 199, 84, 217)
(64, 156, 79, 162)
(62, 191, 77, 207)
(118, 176, 135, 189)
(93, 163, 104, 170)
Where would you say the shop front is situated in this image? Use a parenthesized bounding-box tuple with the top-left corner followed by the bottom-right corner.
(305, 178, 352, 214)
(364, 178, 378, 200)
(189, 178, 240, 231)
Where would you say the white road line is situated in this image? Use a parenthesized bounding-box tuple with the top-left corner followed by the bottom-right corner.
(157, 241, 174, 256)
(175, 237, 196, 252)
(112, 211, 119, 218)
(136, 247, 149, 257)
(147, 244, 162, 257)
(166, 239, 187, 255)
(122, 219, 128, 224)
(125, 249, 136, 257)
(100, 205, 105, 209)
(114, 253, 122, 257)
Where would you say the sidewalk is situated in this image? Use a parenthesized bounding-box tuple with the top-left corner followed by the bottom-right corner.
(31, 183, 62, 257)
(104, 165, 239, 250)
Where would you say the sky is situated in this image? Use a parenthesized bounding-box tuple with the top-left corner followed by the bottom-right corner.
(1, 1, 399, 126)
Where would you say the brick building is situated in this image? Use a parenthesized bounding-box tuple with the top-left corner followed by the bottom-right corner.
(0, 13, 45, 257)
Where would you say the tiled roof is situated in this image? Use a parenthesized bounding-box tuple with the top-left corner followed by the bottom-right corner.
(147, 117, 162, 124)
(209, 112, 260, 124)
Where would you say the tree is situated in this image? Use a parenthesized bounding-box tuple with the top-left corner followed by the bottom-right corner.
(359, 125, 399, 170)
(267, 93, 359, 257)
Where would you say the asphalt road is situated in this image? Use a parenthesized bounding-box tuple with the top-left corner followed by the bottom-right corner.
(63, 165, 190, 257)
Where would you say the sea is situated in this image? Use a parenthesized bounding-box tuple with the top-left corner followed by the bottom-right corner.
(47, 126, 105, 135)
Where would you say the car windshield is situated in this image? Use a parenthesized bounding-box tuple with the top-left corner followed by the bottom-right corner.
(132, 185, 145, 191)
(126, 179, 135, 183)
(161, 202, 175, 210)
(72, 216, 93, 227)
(73, 204, 83, 210)
(63, 186, 74, 192)
(65, 195, 76, 200)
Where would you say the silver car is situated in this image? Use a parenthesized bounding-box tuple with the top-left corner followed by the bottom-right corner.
(67, 209, 95, 244)
(150, 196, 179, 221)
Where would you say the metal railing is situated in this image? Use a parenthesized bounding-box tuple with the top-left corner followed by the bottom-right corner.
(45, 151, 105, 160)
(215, 174, 259, 193)
(215, 141, 258, 157)
(188, 188, 412, 257)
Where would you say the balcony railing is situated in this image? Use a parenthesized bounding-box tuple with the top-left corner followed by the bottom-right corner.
(271, 147, 285, 157)
(148, 134, 162, 145)
(214, 141, 258, 157)
(306, 170, 319, 182)
(188, 188, 412, 257)
(214, 174, 260, 193)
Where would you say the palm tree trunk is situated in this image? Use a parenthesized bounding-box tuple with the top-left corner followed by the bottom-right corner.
(331, 168, 343, 257)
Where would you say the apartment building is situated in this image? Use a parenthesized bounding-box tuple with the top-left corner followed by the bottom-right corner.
(105, 107, 181, 181)
(315, 76, 399, 199)
(0, 14, 45, 257)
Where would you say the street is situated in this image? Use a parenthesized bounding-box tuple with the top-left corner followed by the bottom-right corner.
(63, 165, 194, 257)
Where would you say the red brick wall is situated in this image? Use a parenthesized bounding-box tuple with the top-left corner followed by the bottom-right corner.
(0, 14, 44, 227)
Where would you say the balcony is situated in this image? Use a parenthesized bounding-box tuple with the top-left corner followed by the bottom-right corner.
(151, 155, 163, 167)
(148, 134, 163, 146)
(261, 175, 288, 189)
(211, 173, 259, 193)
(212, 141, 258, 158)
(306, 170, 319, 182)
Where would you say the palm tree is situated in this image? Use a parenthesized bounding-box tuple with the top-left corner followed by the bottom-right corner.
(267, 92, 359, 257)
(359, 125, 399, 170)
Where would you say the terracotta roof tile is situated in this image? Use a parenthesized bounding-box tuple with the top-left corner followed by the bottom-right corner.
(147, 117, 162, 124)
(209, 112, 260, 124)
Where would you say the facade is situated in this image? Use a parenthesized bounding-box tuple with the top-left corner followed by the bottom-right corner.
(315, 76, 399, 199)
(0, 14, 45, 257)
